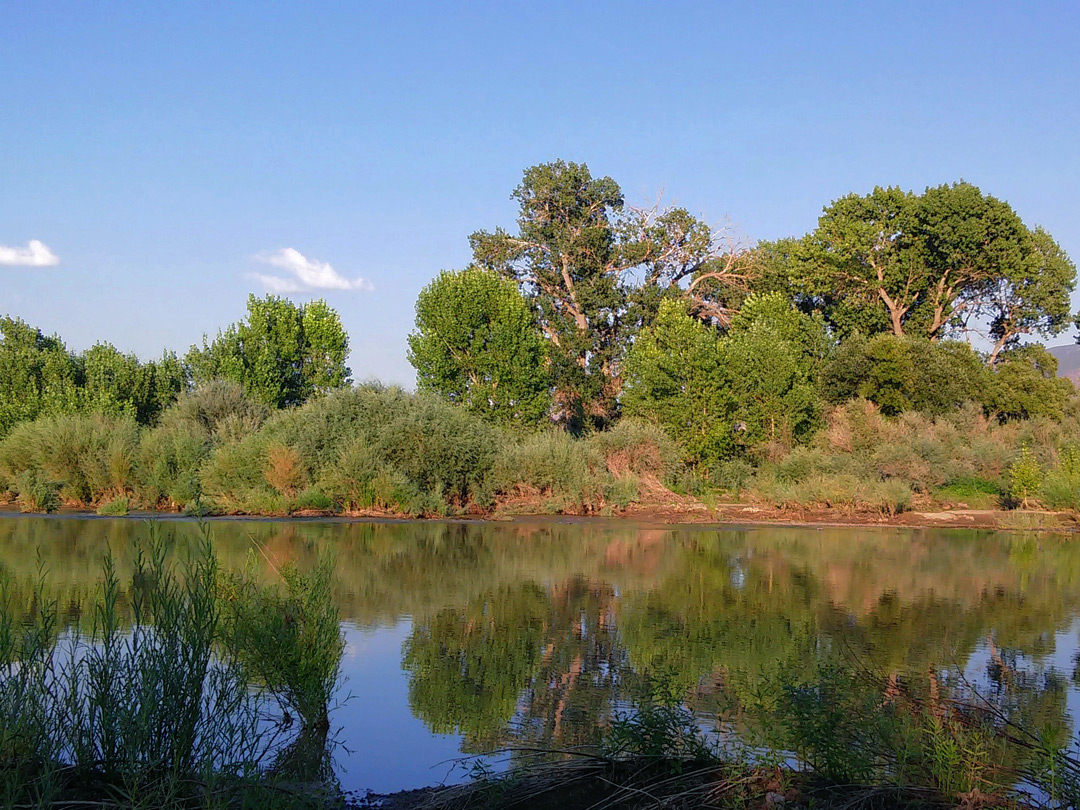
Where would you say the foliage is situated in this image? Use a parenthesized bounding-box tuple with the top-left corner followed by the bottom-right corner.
(199, 385, 497, 514)
(78, 342, 185, 424)
(471, 160, 740, 431)
(0, 318, 184, 440)
(985, 345, 1074, 422)
(0, 527, 350, 806)
(485, 430, 602, 512)
(0, 536, 270, 806)
(96, 494, 131, 515)
(0, 412, 140, 506)
(623, 298, 822, 465)
(797, 182, 1070, 348)
(1041, 444, 1080, 511)
(187, 294, 351, 409)
(408, 266, 550, 426)
(622, 300, 733, 466)
(1007, 446, 1043, 508)
(0, 316, 81, 437)
(11, 469, 61, 513)
(822, 333, 987, 416)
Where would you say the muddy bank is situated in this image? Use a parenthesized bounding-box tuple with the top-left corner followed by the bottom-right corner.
(2, 499, 1076, 533)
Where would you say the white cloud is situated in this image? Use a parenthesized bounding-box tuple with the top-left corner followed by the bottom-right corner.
(250, 248, 372, 293)
(0, 239, 60, 267)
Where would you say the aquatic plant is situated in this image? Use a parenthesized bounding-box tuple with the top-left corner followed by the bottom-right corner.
(0, 526, 345, 807)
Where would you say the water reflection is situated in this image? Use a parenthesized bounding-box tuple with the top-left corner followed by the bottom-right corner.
(1, 515, 1078, 794)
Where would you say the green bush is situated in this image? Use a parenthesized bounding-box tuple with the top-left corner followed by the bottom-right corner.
(711, 458, 754, 493)
(0, 413, 139, 506)
(161, 379, 269, 441)
(1039, 443, 1080, 510)
(373, 395, 498, 504)
(1008, 446, 1043, 508)
(12, 469, 60, 513)
(96, 495, 130, 516)
(822, 334, 988, 416)
(586, 418, 680, 483)
(135, 421, 207, 508)
(486, 430, 601, 512)
(199, 386, 497, 514)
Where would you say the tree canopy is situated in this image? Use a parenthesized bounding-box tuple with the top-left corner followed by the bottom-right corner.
(187, 294, 351, 409)
(797, 182, 1074, 358)
(408, 267, 550, 426)
(470, 160, 745, 431)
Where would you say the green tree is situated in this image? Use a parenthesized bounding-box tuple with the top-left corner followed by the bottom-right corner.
(79, 343, 185, 424)
(408, 267, 550, 426)
(470, 160, 740, 431)
(979, 226, 1075, 366)
(0, 316, 81, 436)
(187, 295, 351, 409)
(985, 345, 1074, 422)
(822, 333, 988, 416)
(801, 186, 923, 338)
(622, 300, 734, 466)
(797, 182, 1073, 352)
(622, 295, 822, 465)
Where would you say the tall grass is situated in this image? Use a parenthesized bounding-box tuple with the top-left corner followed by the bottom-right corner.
(0, 526, 345, 807)
(738, 399, 1080, 513)
(0, 413, 139, 507)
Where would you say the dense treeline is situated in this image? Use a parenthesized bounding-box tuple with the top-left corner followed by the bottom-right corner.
(2, 159, 1079, 516)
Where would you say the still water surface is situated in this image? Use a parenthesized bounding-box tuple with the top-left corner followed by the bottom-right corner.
(1, 516, 1078, 795)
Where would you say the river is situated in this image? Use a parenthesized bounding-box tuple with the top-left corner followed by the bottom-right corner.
(1, 515, 1077, 796)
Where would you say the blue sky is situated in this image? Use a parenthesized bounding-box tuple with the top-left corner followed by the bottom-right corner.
(2, 1, 1078, 385)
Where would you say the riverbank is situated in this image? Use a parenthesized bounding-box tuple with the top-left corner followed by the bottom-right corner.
(3, 499, 1077, 533)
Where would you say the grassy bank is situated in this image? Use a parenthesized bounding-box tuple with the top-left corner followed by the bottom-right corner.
(2, 381, 1078, 523)
(0, 382, 682, 519)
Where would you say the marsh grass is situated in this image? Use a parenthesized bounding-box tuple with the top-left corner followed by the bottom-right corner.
(0, 525, 345, 808)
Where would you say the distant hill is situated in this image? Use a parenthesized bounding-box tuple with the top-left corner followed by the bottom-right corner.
(1047, 344, 1080, 383)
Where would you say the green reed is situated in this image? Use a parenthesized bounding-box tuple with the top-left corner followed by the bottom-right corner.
(0, 524, 344, 809)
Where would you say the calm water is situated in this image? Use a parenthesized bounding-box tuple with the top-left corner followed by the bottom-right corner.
(2, 515, 1079, 795)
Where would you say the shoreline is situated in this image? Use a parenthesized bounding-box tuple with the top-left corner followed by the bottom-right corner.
(2, 502, 1076, 534)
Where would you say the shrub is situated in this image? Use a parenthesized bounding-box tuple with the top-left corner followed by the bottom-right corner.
(486, 431, 601, 512)
(159, 379, 269, 442)
(1008, 447, 1043, 508)
(96, 495, 130, 516)
(200, 386, 497, 514)
(1040, 443, 1080, 511)
(12, 470, 60, 513)
(0, 413, 139, 506)
(135, 421, 207, 508)
(986, 346, 1075, 422)
(198, 431, 273, 507)
(711, 458, 754, 493)
(587, 418, 680, 483)
(372, 395, 498, 504)
(823, 334, 988, 416)
(264, 443, 307, 497)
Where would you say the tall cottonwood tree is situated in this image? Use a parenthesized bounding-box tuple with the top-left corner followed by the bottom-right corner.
(799, 182, 1075, 357)
(187, 295, 351, 409)
(470, 160, 745, 431)
(0, 317, 81, 436)
(408, 267, 550, 426)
